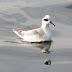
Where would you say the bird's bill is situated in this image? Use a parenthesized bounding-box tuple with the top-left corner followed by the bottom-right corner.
(50, 21, 55, 26)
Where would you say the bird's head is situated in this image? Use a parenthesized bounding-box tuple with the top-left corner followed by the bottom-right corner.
(42, 15, 55, 26)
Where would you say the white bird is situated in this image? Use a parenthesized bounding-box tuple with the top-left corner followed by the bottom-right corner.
(13, 15, 55, 42)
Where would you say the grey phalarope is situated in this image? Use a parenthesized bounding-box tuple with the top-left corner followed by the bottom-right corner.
(13, 15, 55, 42)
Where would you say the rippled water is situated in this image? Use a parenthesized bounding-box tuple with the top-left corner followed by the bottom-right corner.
(0, 0, 72, 72)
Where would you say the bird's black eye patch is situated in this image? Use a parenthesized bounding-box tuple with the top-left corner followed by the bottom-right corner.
(44, 19, 48, 21)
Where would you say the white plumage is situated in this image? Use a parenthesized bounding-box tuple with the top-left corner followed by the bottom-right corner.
(13, 15, 55, 42)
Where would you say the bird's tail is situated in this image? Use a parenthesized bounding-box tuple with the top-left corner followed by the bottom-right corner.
(13, 29, 24, 39)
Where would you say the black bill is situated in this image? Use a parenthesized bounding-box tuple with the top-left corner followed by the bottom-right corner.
(50, 21, 55, 26)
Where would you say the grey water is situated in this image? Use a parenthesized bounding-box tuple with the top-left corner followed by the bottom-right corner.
(0, 0, 72, 72)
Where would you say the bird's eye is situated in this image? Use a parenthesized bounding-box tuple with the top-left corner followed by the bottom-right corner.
(44, 19, 48, 21)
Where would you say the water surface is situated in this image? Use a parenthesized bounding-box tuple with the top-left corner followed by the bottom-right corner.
(0, 0, 72, 72)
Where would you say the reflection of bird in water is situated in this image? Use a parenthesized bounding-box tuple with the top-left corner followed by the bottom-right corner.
(18, 40, 52, 65)
(44, 60, 51, 65)
(19, 40, 52, 54)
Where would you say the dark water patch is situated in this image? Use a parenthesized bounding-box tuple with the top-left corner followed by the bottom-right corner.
(66, 5, 72, 9)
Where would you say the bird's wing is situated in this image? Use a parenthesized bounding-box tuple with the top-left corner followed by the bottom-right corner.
(13, 28, 41, 38)
(21, 28, 40, 36)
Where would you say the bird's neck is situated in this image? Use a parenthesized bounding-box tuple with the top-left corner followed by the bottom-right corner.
(41, 22, 50, 32)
